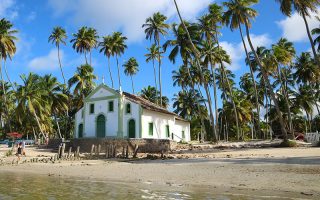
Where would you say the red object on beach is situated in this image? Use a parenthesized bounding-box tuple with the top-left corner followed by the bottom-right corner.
(7, 132, 23, 139)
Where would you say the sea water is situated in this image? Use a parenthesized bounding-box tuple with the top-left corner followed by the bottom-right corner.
(0, 172, 300, 200)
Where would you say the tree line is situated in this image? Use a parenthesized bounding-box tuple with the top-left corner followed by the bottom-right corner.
(0, 0, 319, 142)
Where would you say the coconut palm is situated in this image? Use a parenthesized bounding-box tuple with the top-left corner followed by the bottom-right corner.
(223, 0, 264, 137)
(111, 32, 127, 90)
(272, 38, 296, 134)
(275, 0, 319, 65)
(294, 52, 319, 84)
(172, 65, 191, 91)
(123, 57, 139, 94)
(142, 12, 169, 106)
(295, 85, 315, 132)
(224, 0, 288, 140)
(15, 73, 48, 138)
(145, 44, 161, 97)
(99, 35, 114, 88)
(48, 26, 67, 85)
(139, 86, 169, 108)
(0, 18, 18, 132)
(40, 75, 68, 138)
(312, 20, 320, 52)
(70, 26, 90, 64)
(87, 27, 99, 65)
(68, 64, 96, 105)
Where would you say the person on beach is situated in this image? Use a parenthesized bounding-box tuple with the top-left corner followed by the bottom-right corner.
(16, 143, 22, 161)
(22, 141, 26, 156)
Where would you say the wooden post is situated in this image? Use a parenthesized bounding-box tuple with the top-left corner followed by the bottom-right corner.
(105, 145, 109, 158)
(68, 147, 72, 159)
(58, 145, 62, 159)
(76, 146, 80, 159)
(125, 145, 129, 159)
(113, 145, 117, 158)
(90, 144, 95, 157)
(133, 145, 139, 158)
(122, 146, 125, 158)
(161, 149, 164, 159)
(98, 144, 101, 156)
(61, 143, 66, 159)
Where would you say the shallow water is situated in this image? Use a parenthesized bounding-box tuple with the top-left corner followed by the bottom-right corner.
(0, 172, 301, 200)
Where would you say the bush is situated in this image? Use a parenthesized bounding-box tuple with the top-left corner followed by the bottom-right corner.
(5, 149, 13, 157)
(178, 140, 188, 144)
(279, 140, 297, 147)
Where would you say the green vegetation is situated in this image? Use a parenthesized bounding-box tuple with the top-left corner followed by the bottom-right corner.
(279, 140, 297, 148)
(0, 0, 319, 143)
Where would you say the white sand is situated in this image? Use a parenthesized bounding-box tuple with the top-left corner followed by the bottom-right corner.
(1, 145, 320, 198)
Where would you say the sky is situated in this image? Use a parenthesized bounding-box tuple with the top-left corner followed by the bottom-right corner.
(0, 0, 319, 111)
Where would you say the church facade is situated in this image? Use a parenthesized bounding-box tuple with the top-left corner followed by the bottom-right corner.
(74, 84, 190, 142)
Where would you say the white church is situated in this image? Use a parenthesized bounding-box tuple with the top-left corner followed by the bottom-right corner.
(74, 84, 190, 142)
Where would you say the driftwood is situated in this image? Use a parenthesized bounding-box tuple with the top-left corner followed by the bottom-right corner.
(68, 147, 72, 158)
(90, 144, 95, 157)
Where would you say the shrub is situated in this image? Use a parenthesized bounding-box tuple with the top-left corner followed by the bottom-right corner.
(279, 140, 297, 147)
(5, 149, 13, 157)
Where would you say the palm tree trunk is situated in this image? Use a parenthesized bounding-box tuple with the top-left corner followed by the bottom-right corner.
(57, 45, 66, 86)
(54, 115, 62, 139)
(239, 25, 262, 138)
(244, 21, 288, 141)
(116, 54, 122, 90)
(152, 59, 158, 104)
(279, 69, 293, 136)
(4, 60, 15, 90)
(33, 109, 44, 138)
(84, 52, 88, 64)
(0, 61, 11, 132)
(209, 62, 219, 140)
(157, 39, 163, 106)
(204, 82, 218, 141)
(173, 0, 216, 142)
(301, 12, 319, 66)
(130, 75, 135, 94)
(107, 57, 114, 88)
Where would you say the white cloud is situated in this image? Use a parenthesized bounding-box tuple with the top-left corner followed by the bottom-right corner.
(26, 11, 36, 22)
(0, 0, 18, 19)
(277, 9, 319, 42)
(28, 49, 62, 71)
(220, 34, 272, 71)
(48, 0, 213, 43)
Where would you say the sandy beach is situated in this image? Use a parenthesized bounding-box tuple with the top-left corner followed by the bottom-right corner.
(1, 145, 320, 199)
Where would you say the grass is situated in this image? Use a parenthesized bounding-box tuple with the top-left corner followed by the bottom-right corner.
(279, 140, 297, 147)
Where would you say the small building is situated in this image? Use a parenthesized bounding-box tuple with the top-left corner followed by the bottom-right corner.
(74, 84, 190, 142)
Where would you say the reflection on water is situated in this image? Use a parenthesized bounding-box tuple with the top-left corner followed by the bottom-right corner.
(0, 172, 296, 200)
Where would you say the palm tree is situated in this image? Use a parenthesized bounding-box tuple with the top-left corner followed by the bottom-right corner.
(142, 12, 169, 106)
(172, 65, 191, 91)
(99, 35, 114, 88)
(40, 75, 68, 138)
(272, 38, 296, 134)
(70, 26, 90, 64)
(111, 32, 127, 90)
(123, 57, 139, 94)
(15, 73, 48, 138)
(68, 64, 96, 105)
(139, 86, 169, 108)
(145, 44, 160, 97)
(312, 18, 320, 52)
(87, 27, 99, 65)
(48, 26, 67, 85)
(0, 18, 17, 132)
(295, 85, 315, 132)
(224, 0, 288, 140)
(275, 0, 319, 65)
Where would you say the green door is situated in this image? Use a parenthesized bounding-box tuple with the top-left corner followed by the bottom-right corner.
(78, 124, 83, 138)
(128, 119, 135, 138)
(96, 115, 106, 138)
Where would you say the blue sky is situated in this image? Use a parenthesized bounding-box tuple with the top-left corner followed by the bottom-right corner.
(0, 0, 319, 110)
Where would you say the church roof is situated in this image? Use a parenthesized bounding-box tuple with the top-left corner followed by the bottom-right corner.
(122, 92, 188, 122)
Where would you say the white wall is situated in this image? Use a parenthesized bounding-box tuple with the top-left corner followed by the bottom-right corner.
(122, 98, 140, 138)
(75, 108, 84, 138)
(141, 110, 175, 139)
(173, 120, 190, 142)
(84, 98, 119, 137)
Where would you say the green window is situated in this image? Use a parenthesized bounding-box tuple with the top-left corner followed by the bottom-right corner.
(89, 104, 94, 114)
(166, 125, 170, 138)
(148, 123, 153, 136)
(182, 130, 185, 139)
(126, 103, 131, 114)
(108, 101, 114, 112)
